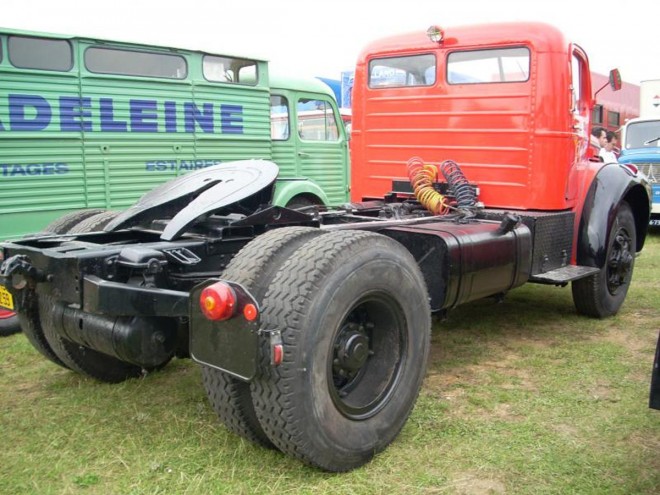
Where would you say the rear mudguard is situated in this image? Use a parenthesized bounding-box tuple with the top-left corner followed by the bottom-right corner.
(105, 160, 279, 241)
(577, 163, 651, 268)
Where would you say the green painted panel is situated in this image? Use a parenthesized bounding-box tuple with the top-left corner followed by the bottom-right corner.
(0, 30, 350, 239)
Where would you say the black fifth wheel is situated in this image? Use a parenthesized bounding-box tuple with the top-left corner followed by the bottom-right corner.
(250, 230, 432, 472)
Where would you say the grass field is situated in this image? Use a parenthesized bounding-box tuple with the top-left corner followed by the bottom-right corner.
(1, 231, 658, 495)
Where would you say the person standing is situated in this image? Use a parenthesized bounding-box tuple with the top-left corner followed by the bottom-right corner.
(590, 126, 608, 152)
(599, 131, 619, 163)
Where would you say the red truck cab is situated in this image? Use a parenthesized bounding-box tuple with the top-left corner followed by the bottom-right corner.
(349, 22, 650, 268)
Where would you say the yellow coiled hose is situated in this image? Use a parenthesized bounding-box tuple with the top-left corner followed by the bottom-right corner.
(406, 157, 448, 215)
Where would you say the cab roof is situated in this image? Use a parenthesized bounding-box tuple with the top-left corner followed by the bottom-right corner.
(357, 22, 569, 60)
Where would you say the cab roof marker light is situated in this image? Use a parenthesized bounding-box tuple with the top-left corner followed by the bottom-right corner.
(427, 25, 445, 44)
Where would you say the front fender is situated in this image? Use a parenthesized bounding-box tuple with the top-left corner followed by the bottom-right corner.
(577, 163, 651, 268)
(272, 179, 330, 207)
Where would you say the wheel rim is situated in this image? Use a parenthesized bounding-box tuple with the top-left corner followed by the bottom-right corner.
(328, 292, 407, 420)
(606, 228, 634, 295)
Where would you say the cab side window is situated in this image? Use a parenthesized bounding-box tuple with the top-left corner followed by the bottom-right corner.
(571, 54, 582, 111)
(8, 36, 73, 71)
(270, 95, 290, 140)
(297, 99, 339, 141)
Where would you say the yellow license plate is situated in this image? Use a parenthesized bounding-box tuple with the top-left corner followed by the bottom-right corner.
(0, 285, 14, 311)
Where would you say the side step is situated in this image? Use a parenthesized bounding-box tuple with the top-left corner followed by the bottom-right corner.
(529, 265, 600, 284)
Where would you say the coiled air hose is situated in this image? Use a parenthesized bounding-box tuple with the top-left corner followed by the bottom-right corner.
(406, 157, 477, 215)
(406, 157, 448, 214)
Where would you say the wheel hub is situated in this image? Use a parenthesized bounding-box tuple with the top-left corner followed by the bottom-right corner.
(335, 325, 370, 373)
(607, 231, 633, 293)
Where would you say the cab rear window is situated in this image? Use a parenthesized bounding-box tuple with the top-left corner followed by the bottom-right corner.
(368, 54, 436, 88)
(203, 55, 258, 85)
(447, 47, 530, 84)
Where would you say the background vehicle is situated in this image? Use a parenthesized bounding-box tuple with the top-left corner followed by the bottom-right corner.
(0, 22, 651, 472)
(0, 28, 349, 240)
(590, 71, 639, 134)
(619, 79, 660, 225)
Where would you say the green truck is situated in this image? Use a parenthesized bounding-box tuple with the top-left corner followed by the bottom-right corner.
(0, 28, 350, 239)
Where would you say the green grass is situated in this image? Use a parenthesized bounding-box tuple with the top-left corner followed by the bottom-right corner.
(1, 232, 659, 495)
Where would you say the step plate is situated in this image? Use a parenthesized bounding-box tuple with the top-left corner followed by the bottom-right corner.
(529, 265, 600, 284)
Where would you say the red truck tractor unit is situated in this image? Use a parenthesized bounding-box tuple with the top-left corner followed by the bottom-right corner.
(0, 23, 651, 472)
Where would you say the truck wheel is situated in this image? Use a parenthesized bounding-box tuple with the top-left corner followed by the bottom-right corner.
(38, 211, 147, 383)
(39, 208, 106, 235)
(285, 196, 319, 209)
(201, 227, 325, 447)
(251, 230, 432, 471)
(38, 296, 144, 383)
(17, 209, 105, 365)
(67, 210, 119, 233)
(572, 201, 637, 318)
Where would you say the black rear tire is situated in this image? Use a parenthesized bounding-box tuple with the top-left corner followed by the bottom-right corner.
(0, 313, 21, 337)
(40, 209, 106, 235)
(67, 210, 119, 234)
(285, 196, 319, 210)
(201, 227, 325, 447)
(17, 209, 104, 364)
(251, 230, 431, 471)
(39, 210, 153, 383)
(572, 202, 637, 318)
(39, 296, 144, 383)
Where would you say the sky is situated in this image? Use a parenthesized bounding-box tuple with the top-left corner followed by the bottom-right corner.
(2, 0, 659, 86)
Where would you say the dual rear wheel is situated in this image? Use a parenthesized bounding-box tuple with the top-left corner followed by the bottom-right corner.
(201, 227, 432, 471)
(19, 210, 157, 382)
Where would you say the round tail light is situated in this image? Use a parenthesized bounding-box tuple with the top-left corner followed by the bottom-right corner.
(200, 282, 237, 321)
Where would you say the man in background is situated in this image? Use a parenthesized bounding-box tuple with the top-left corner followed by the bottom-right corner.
(599, 131, 619, 163)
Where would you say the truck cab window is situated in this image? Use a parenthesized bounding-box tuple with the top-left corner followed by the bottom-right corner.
(571, 54, 582, 111)
(8, 36, 73, 71)
(297, 99, 339, 141)
(203, 55, 258, 84)
(270, 95, 290, 140)
(368, 54, 436, 88)
(85, 47, 187, 79)
(447, 47, 529, 84)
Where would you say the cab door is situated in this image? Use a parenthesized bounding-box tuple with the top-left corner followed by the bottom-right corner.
(293, 93, 349, 204)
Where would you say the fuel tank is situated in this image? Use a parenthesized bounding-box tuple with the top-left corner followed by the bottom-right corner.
(383, 218, 532, 311)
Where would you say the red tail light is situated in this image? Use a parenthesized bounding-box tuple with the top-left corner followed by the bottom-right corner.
(243, 303, 258, 321)
(200, 282, 237, 321)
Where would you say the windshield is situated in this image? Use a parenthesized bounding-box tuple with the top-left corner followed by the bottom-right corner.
(624, 120, 660, 149)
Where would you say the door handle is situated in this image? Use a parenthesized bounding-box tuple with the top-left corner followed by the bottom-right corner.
(298, 152, 310, 157)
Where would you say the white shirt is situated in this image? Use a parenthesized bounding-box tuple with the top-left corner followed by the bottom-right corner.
(599, 148, 618, 163)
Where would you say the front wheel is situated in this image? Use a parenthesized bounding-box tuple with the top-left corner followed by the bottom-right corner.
(572, 201, 637, 318)
(251, 230, 431, 471)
